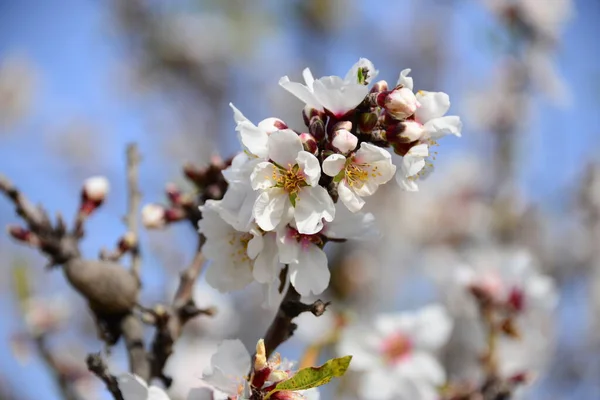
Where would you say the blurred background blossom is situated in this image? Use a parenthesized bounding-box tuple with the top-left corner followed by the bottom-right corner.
(0, 0, 599, 399)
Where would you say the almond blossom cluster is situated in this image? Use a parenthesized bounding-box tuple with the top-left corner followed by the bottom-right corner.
(200, 59, 462, 300)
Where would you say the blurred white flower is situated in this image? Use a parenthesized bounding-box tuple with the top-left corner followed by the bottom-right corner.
(0, 55, 36, 129)
(23, 296, 70, 337)
(142, 204, 167, 229)
(118, 373, 171, 400)
(337, 305, 452, 400)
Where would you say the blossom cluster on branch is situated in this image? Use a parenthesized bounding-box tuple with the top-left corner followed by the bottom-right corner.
(198, 58, 462, 301)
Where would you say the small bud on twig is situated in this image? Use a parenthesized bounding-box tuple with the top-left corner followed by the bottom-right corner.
(377, 87, 420, 120)
(299, 133, 318, 155)
(141, 204, 166, 229)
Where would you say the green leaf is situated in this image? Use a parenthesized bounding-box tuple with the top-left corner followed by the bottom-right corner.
(264, 355, 352, 399)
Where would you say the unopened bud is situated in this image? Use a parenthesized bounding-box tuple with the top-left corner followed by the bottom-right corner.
(7, 225, 38, 245)
(370, 80, 388, 93)
(358, 112, 378, 133)
(391, 141, 417, 157)
(377, 87, 420, 120)
(254, 339, 268, 371)
(302, 106, 322, 126)
(141, 204, 166, 229)
(332, 129, 358, 154)
(82, 176, 109, 203)
(309, 116, 325, 141)
(299, 133, 318, 155)
(386, 121, 425, 144)
(118, 231, 137, 252)
(258, 117, 288, 134)
(209, 154, 225, 169)
(165, 207, 186, 223)
(507, 287, 525, 312)
(166, 183, 182, 205)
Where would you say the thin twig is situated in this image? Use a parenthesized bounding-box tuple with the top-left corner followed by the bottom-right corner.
(86, 353, 124, 400)
(35, 336, 81, 400)
(125, 144, 142, 283)
(173, 236, 205, 309)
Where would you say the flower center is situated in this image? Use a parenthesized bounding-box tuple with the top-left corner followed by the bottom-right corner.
(275, 164, 306, 195)
(228, 232, 253, 264)
(380, 333, 412, 364)
(345, 163, 369, 188)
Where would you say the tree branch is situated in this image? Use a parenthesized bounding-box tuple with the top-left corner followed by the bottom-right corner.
(125, 144, 142, 283)
(263, 283, 330, 358)
(86, 353, 124, 400)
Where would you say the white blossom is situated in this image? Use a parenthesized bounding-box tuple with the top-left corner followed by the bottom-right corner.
(337, 305, 452, 400)
(395, 143, 430, 192)
(323, 142, 396, 212)
(141, 204, 167, 229)
(251, 130, 334, 235)
(278, 59, 374, 117)
(413, 91, 462, 140)
(230, 103, 286, 159)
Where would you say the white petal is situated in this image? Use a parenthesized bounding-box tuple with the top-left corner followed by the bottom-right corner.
(322, 154, 346, 177)
(423, 115, 462, 139)
(117, 374, 148, 400)
(326, 203, 379, 240)
(397, 351, 446, 386)
(251, 162, 279, 190)
(396, 174, 419, 192)
(229, 102, 248, 124)
(397, 68, 414, 91)
(300, 388, 320, 400)
(278, 75, 321, 110)
(268, 129, 303, 168)
(237, 120, 269, 159)
(354, 142, 393, 164)
(202, 339, 251, 395)
(148, 386, 171, 400)
(359, 368, 397, 400)
(294, 186, 335, 235)
(302, 68, 315, 89)
(410, 304, 453, 351)
(289, 245, 330, 296)
(258, 117, 285, 134)
(296, 151, 321, 187)
(276, 228, 301, 264)
(186, 388, 217, 400)
(415, 91, 450, 123)
(253, 232, 281, 284)
(313, 77, 368, 116)
(338, 180, 365, 213)
(253, 188, 288, 232)
(205, 260, 253, 293)
(247, 230, 264, 260)
(345, 58, 378, 84)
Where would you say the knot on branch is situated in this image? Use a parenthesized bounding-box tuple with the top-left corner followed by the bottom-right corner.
(86, 352, 124, 400)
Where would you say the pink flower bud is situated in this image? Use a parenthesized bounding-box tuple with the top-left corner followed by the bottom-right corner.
(332, 129, 358, 154)
(165, 207, 186, 223)
(82, 176, 109, 203)
(299, 133, 318, 155)
(118, 231, 137, 252)
(7, 225, 37, 245)
(165, 182, 182, 205)
(257, 117, 288, 134)
(309, 116, 325, 141)
(302, 106, 322, 126)
(378, 87, 420, 120)
(141, 204, 166, 229)
(398, 120, 425, 142)
(370, 80, 388, 93)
